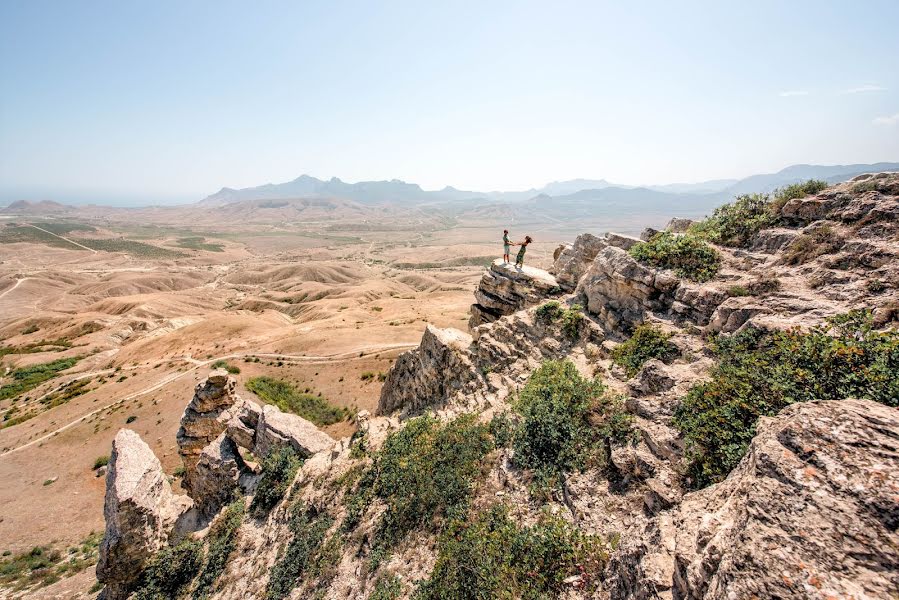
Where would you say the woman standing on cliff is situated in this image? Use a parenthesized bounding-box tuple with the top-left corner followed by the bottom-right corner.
(514, 235, 532, 268)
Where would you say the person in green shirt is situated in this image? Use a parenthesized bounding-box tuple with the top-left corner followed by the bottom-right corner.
(514, 235, 532, 268)
(503, 229, 511, 263)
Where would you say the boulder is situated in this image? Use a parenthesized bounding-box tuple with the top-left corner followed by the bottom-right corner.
(378, 325, 479, 415)
(606, 398, 899, 600)
(639, 227, 660, 242)
(97, 429, 192, 600)
(470, 259, 560, 328)
(665, 218, 694, 233)
(628, 359, 675, 397)
(606, 232, 641, 251)
(550, 233, 606, 291)
(254, 404, 335, 459)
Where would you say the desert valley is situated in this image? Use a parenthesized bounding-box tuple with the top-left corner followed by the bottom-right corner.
(0, 164, 897, 599)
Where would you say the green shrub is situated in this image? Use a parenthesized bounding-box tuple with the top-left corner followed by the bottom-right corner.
(193, 499, 245, 599)
(674, 310, 899, 488)
(246, 376, 349, 426)
(251, 446, 302, 515)
(417, 504, 608, 599)
(0, 357, 80, 402)
(125, 415, 137, 424)
(535, 301, 585, 339)
(92, 455, 109, 470)
(512, 360, 633, 490)
(629, 232, 720, 282)
(360, 371, 376, 381)
(781, 224, 844, 265)
(726, 285, 750, 297)
(610, 324, 679, 378)
(211, 360, 240, 374)
(488, 412, 514, 448)
(342, 414, 494, 561)
(264, 504, 334, 600)
(135, 539, 203, 600)
(769, 179, 828, 214)
(688, 193, 773, 247)
(0, 532, 102, 592)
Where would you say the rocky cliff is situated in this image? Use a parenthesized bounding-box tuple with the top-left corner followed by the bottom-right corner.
(96, 173, 899, 600)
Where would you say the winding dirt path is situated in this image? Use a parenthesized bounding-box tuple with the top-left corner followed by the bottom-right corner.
(0, 277, 27, 300)
(0, 343, 416, 458)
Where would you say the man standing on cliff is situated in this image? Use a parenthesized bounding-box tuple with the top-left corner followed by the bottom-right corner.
(503, 229, 511, 263)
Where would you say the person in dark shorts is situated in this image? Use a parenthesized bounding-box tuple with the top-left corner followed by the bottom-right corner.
(514, 235, 532, 268)
(503, 229, 511, 263)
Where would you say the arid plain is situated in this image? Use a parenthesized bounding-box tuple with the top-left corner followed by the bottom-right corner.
(0, 198, 574, 592)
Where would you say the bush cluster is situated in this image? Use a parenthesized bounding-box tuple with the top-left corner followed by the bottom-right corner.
(134, 539, 204, 600)
(342, 414, 495, 559)
(610, 324, 679, 378)
(251, 446, 302, 515)
(629, 232, 720, 282)
(689, 193, 773, 247)
(211, 360, 240, 374)
(674, 310, 899, 488)
(512, 360, 634, 491)
(0, 357, 80, 402)
(535, 301, 585, 339)
(417, 504, 608, 599)
(768, 179, 828, 214)
(246, 376, 350, 426)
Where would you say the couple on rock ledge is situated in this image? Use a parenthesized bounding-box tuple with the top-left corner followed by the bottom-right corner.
(502, 229, 532, 268)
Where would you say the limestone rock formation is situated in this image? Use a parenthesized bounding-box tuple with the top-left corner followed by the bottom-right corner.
(254, 404, 335, 458)
(578, 246, 679, 332)
(177, 369, 238, 493)
(97, 429, 192, 600)
(191, 432, 245, 517)
(551, 233, 607, 291)
(606, 398, 899, 600)
(377, 324, 479, 415)
(470, 259, 560, 328)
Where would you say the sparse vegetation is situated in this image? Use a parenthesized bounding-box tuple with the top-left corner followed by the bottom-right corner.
(769, 179, 828, 214)
(610, 324, 678, 377)
(688, 193, 773, 247)
(251, 446, 303, 515)
(342, 414, 494, 562)
(193, 499, 245, 599)
(93, 455, 109, 470)
(370, 574, 402, 600)
(0, 356, 80, 402)
(0, 337, 72, 360)
(264, 504, 334, 600)
(78, 238, 186, 259)
(246, 376, 350, 426)
(629, 232, 720, 282)
(512, 360, 634, 492)
(0, 532, 102, 593)
(134, 539, 204, 600)
(176, 237, 225, 252)
(781, 224, 844, 265)
(675, 310, 899, 488)
(125, 415, 137, 423)
(418, 504, 609, 599)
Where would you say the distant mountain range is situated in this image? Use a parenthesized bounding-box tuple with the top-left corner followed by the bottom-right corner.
(197, 162, 899, 208)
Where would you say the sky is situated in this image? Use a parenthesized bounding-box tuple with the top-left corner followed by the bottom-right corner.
(1, 0, 898, 206)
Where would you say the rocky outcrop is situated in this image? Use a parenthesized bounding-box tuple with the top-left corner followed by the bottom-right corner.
(97, 429, 192, 600)
(191, 433, 245, 517)
(177, 369, 238, 493)
(377, 324, 479, 415)
(551, 233, 607, 291)
(578, 246, 680, 332)
(470, 259, 560, 328)
(606, 398, 899, 600)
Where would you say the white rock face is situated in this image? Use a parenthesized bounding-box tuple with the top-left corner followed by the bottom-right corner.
(97, 429, 192, 600)
(606, 399, 899, 600)
(470, 259, 561, 328)
(377, 324, 478, 415)
(254, 404, 335, 458)
(192, 432, 245, 517)
(550, 233, 607, 291)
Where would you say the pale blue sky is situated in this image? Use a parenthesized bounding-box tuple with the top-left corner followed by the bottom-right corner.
(1, 0, 897, 205)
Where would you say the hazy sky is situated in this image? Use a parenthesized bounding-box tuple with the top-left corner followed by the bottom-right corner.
(1, 0, 898, 205)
